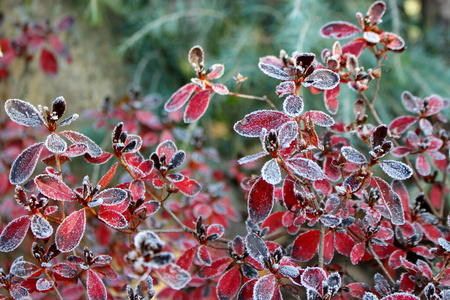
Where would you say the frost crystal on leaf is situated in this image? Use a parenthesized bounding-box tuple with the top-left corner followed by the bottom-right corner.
(303, 69, 340, 90)
(238, 151, 268, 165)
(258, 62, 291, 81)
(341, 146, 367, 164)
(36, 278, 54, 291)
(438, 238, 450, 252)
(31, 214, 53, 239)
(10, 142, 45, 185)
(285, 158, 324, 181)
(283, 95, 304, 117)
(261, 159, 281, 185)
(5, 99, 44, 127)
(278, 121, 298, 148)
(379, 160, 413, 180)
(245, 233, 270, 265)
(45, 133, 68, 154)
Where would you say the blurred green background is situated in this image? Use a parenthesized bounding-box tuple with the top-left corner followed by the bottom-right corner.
(1, 0, 449, 157)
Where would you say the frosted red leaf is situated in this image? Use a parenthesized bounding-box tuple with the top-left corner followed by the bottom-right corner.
(303, 69, 340, 90)
(197, 245, 212, 266)
(283, 95, 304, 117)
(367, 1, 386, 25)
(425, 94, 444, 116)
(40, 48, 58, 76)
(261, 159, 281, 185)
(173, 177, 201, 196)
(282, 175, 297, 211)
(285, 157, 324, 181)
(416, 154, 431, 176)
(207, 64, 225, 80)
(381, 293, 420, 300)
(55, 209, 86, 252)
(392, 180, 411, 220)
(184, 89, 212, 123)
(95, 188, 128, 206)
(389, 116, 417, 135)
(31, 214, 53, 239)
(36, 278, 54, 292)
(35, 174, 75, 201)
(373, 177, 405, 225)
(245, 233, 270, 264)
(262, 211, 285, 235)
(301, 267, 327, 293)
(97, 163, 119, 190)
(320, 21, 361, 39)
(258, 62, 291, 81)
(5, 99, 44, 127)
(342, 38, 367, 57)
(302, 110, 335, 127)
(248, 177, 274, 224)
(254, 274, 276, 300)
(176, 246, 197, 271)
(10, 259, 41, 279)
(237, 278, 257, 300)
(341, 146, 367, 164)
(154, 263, 191, 290)
(217, 265, 241, 300)
(325, 85, 340, 115)
(10, 142, 45, 185)
(234, 110, 291, 138)
(87, 269, 107, 300)
(334, 231, 355, 256)
(98, 210, 127, 229)
(164, 83, 197, 112)
(350, 242, 366, 265)
(0, 216, 31, 252)
(379, 160, 413, 180)
(291, 230, 320, 261)
(212, 83, 229, 95)
(64, 144, 88, 157)
(197, 257, 233, 279)
(380, 32, 405, 51)
(61, 131, 102, 158)
(276, 81, 295, 97)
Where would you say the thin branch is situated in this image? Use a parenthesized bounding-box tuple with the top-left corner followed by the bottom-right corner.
(228, 92, 277, 110)
(367, 242, 395, 285)
(318, 222, 325, 269)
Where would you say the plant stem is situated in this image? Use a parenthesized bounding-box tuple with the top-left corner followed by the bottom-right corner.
(45, 270, 64, 300)
(228, 92, 277, 110)
(367, 242, 395, 285)
(318, 222, 325, 269)
(439, 155, 449, 221)
(161, 203, 195, 234)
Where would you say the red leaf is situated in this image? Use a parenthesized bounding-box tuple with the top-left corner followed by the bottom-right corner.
(39, 48, 58, 76)
(60, 131, 102, 158)
(198, 257, 233, 278)
(234, 110, 291, 138)
(324, 85, 340, 115)
(97, 163, 119, 189)
(291, 230, 320, 261)
(282, 175, 297, 211)
(342, 38, 367, 57)
(184, 89, 212, 123)
(373, 177, 405, 225)
(350, 242, 365, 265)
(164, 83, 196, 112)
(388, 249, 406, 269)
(237, 278, 257, 300)
(367, 1, 386, 25)
(389, 116, 416, 135)
(416, 154, 431, 176)
(84, 152, 113, 165)
(320, 21, 361, 39)
(285, 157, 324, 181)
(51, 263, 76, 279)
(35, 174, 75, 201)
(276, 81, 295, 97)
(254, 274, 276, 300)
(98, 210, 127, 229)
(324, 232, 334, 264)
(301, 267, 327, 292)
(5, 99, 44, 127)
(302, 110, 335, 127)
(154, 263, 191, 290)
(217, 265, 241, 300)
(0, 216, 31, 252)
(392, 180, 411, 221)
(64, 144, 88, 157)
(334, 231, 355, 256)
(10, 142, 45, 185)
(172, 177, 201, 196)
(197, 245, 212, 266)
(176, 246, 197, 271)
(87, 269, 106, 300)
(380, 32, 406, 51)
(56, 209, 86, 252)
(425, 94, 444, 116)
(248, 177, 274, 224)
(262, 211, 285, 234)
(381, 293, 420, 300)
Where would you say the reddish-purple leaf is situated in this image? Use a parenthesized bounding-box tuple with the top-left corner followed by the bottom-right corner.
(98, 210, 127, 229)
(291, 230, 320, 261)
(234, 110, 291, 138)
(261, 159, 281, 185)
(389, 116, 417, 135)
(283, 95, 304, 117)
(217, 265, 241, 300)
(10, 259, 41, 279)
(350, 242, 366, 265)
(212, 83, 229, 95)
(254, 274, 276, 300)
(320, 21, 361, 39)
(324, 85, 340, 115)
(52, 263, 77, 279)
(324, 232, 334, 264)
(197, 245, 212, 266)
(184, 89, 212, 123)
(380, 32, 406, 51)
(381, 293, 420, 300)
(60, 131, 102, 158)
(416, 154, 431, 176)
(248, 177, 274, 224)
(246, 233, 270, 264)
(334, 231, 355, 256)
(64, 144, 88, 157)
(373, 177, 405, 225)
(342, 38, 367, 57)
(10, 142, 45, 185)
(276, 81, 296, 97)
(278, 121, 298, 148)
(392, 180, 411, 221)
(176, 246, 197, 271)
(301, 267, 327, 292)
(207, 64, 225, 80)
(97, 163, 119, 190)
(341, 146, 367, 164)
(388, 249, 406, 269)
(45, 133, 67, 154)
(87, 269, 106, 300)
(282, 175, 297, 211)
(262, 211, 285, 234)
(154, 263, 191, 290)
(95, 188, 128, 206)
(302, 110, 335, 127)
(198, 257, 233, 278)
(5, 99, 44, 127)
(379, 160, 413, 180)
(56, 209, 86, 252)
(0, 216, 31, 252)
(31, 214, 53, 239)
(36, 278, 54, 292)
(258, 62, 291, 81)
(367, 1, 386, 25)
(84, 151, 113, 165)
(35, 174, 75, 201)
(173, 177, 201, 196)
(285, 158, 324, 181)
(425, 94, 445, 116)
(164, 83, 196, 112)
(40, 48, 58, 76)
(303, 69, 340, 90)
(237, 278, 257, 300)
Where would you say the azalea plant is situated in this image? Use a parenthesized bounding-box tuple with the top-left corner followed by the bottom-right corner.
(1, 1, 449, 300)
